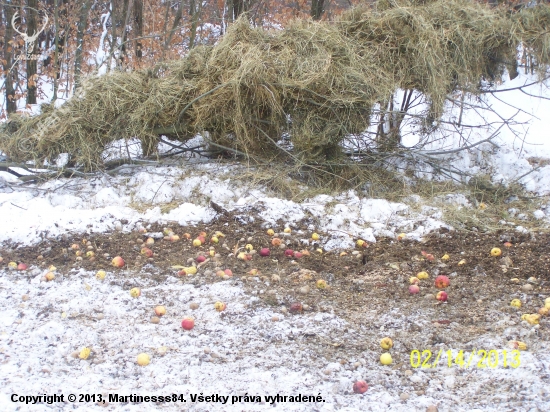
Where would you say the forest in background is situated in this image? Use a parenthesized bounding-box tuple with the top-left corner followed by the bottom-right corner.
(0, 0, 535, 118)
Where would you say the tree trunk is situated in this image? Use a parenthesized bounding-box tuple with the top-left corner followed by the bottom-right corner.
(311, 0, 325, 21)
(26, 0, 38, 104)
(189, 0, 200, 49)
(74, 0, 91, 90)
(133, 0, 143, 60)
(52, 0, 59, 101)
(164, 0, 184, 53)
(3, 1, 18, 114)
(229, 0, 247, 21)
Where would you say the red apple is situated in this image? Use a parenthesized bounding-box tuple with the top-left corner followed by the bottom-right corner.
(409, 285, 420, 294)
(271, 238, 282, 246)
(284, 249, 294, 257)
(111, 256, 125, 268)
(224, 269, 233, 277)
(353, 380, 368, 394)
(17, 263, 28, 271)
(259, 248, 270, 257)
(197, 236, 206, 244)
(181, 317, 195, 330)
(290, 302, 303, 313)
(293, 251, 303, 259)
(196, 255, 206, 263)
(434, 275, 450, 289)
(436, 291, 448, 302)
(421, 251, 435, 262)
(140, 247, 153, 258)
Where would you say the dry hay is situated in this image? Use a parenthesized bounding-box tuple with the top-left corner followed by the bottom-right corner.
(1, 0, 550, 174)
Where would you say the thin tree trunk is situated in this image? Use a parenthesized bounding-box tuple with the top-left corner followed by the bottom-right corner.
(3, 1, 18, 114)
(52, 0, 59, 101)
(26, 0, 38, 104)
(133, 0, 143, 60)
(74, 0, 91, 90)
(311, 0, 325, 20)
(164, 0, 184, 53)
(108, 0, 117, 72)
(189, 0, 200, 49)
(119, 0, 134, 67)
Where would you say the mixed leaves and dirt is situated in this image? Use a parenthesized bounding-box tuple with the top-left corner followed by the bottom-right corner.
(1, 212, 549, 411)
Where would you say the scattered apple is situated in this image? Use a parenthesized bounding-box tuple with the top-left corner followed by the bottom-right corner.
(290, 302, 303, 313)
(545, 297, 550, 309)
(356, 239, 367, 248)
(479, 202, 487, 210)
(45, 272, 55, 281)
(508, 340, 527, 351)
(211, 236, 219, 244)
(111, 256, 125, 268)
(185, 266, 198, 275)
(139, 247, 153, 258)
(316, 248, 323, 254)
(525, 314, 541, 325)
(380, 337, 393, 350)
(215, 231, 225, 238)
(196, 255, 206, 263)
(48, 265, 56, 271)
(490, 247, 502, 257)
(137, 353, 150, 366)
(267, 229, 275, 236)
(504, 242, 512, 248)
(214, 301, 227, 312)
(8, 261, 17, 270)
(538, 307, 549, 316)
(272, 238, 282, 246)
(245, 244, 254, 251)
(216, 270, 225, 277)
(197, 236, 206, 244)
(154, 306, 166, 316)
(96, 270, 106, 280)
(198, 231, 207, 238)
(311, 233, 320, 241)
(248, 269, 259, 276)
(284, 227, 292, 234)
(75, 250, 82, 257)
(71, 244, 80, 250)
(380, 353, 392, 365)
(145, 237, 155, 245)
(441, 254, 450, 261)
(79, 347, 91, 360)
(169, 234, 180, 242)
(259, 248, 270, 257)
(434, 275, 450, 289)
(192, 238, 202, 247)
(409, 285, 420, 294)
(409, 276, 420, 285)
(340, 252, 347, 257)
(183, 233, 191, 239)
(421, 251, 435, 262)
(316, 279, 328, 289)
(17, 263, 28, 271)
(417, 271, 429, 280)
(130, 287, 141, 298)
(224, 269, 233, 277)
(353, 380, 368, 394)
(293, 251, 303, 259)
(181, 317, 195, 330)
(436, 291, 448, 302)
(510, 299, 521, 308)
(284, 249, 294, 257)
(458, 259, 466, 266)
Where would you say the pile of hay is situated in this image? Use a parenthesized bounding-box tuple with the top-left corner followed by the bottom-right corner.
(1, 0, 550, 171)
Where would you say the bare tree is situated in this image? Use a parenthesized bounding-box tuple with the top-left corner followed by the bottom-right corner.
(311, 0, 325, 20)
(74, 0, 91, 90)
(133, 0, 143, 60)
(3, 0, 18, 114)
(26, 0, 38, 104)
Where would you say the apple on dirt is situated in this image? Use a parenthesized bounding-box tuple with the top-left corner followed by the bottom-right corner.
(96, 270, 106, 280)
(380, 337, 393, 350)
(293, 251, 303, 259)
(289, 302, 303, 313)
(140, 247, 153, 258)
(417, 271, 429, 280)
(210, 236, 219, 244)
(214, 301, 227, 312)
(436, 291, 448, 302)
(181, 317, 195, 330)
(154, 306, 166, 316)
(45, 272, 55, 281)
(409, 285, 420, 295)
(271, 237, 282, 246)
(316, 279, 328, 289)
(434, 275, 450, 289)
(267, 229, 275, 236)
(284, 249, 294, 257)
(8, 261, 17, 270)
(111, 256, 125, 268)
(145, 237, 155, 246)
(130, 287, 141, 298)
(490, 247, 502, 257)
(137, 353, 150, 366)
(259, 248, 270, 257)
(17, 263, 28, 271)
(193, 238, 202, 247)
(409, 276, 420, 285)
(380, 353, 392, 365)
(196, 255, 206, 263)
(356, 239, 367, 248)
(421, 251, 435, 262)
(353, 380, 368, 394)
